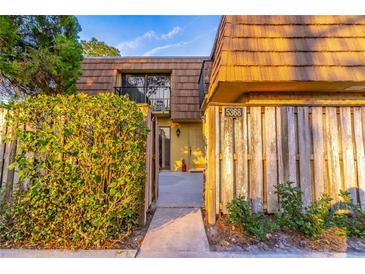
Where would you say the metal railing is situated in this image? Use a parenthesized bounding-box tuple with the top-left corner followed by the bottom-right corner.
(114, 86, 170, 112)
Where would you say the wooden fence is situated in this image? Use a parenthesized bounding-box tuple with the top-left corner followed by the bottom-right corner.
(139, 105, 159, 224)
(0, 108, 18, 202)
(204, 105, 365, 224)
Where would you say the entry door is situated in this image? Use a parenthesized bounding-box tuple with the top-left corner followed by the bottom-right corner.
(188, 124, 205, 170)
(159, 127, 171, 170)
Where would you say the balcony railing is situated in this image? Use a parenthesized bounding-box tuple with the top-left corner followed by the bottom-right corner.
(114, 86, 170, 113)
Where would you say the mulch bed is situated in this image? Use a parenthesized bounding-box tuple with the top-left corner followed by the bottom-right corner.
(204, 215, 365, 253)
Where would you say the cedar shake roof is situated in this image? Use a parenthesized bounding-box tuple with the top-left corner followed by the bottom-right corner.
(77, 57, 207, 120)
(207, 16, 365, 102)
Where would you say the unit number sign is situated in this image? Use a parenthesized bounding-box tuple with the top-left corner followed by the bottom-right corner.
(224, 107, 243, 117)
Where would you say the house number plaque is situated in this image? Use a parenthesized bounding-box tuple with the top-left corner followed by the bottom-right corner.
(224, 107, 243, 117)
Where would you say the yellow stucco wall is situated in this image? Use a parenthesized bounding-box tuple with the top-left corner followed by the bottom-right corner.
(157, 118, 205, 171)
(137, 103, 150, 117)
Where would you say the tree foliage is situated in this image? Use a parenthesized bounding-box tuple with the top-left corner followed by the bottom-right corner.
(0, 16, 83, 96)
(81, 37, 121, 57)
(0, 93, 148, 249)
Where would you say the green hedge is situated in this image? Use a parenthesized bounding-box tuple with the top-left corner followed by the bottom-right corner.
(0, 93, 148, 249)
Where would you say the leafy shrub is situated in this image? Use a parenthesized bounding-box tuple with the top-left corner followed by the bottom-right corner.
(275, 181, 333, 238)
(304, 194, 333, 238)
(333, 191, 365, 238)
(275, 182, 306, 231)
(227, 182, 365, 241)
(227, 196, 277, 240)
(0, 93, 148, 249)
(275, 182, 365, 238)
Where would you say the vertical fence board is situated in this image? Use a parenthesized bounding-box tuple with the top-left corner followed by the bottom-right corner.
(265, 107, 278, 213)
(12, 143, 20, 192)
(287, 107, 297, 184)
(146, 124, 150, 212)
(362, 107, 365, 151)
(221, 112, 234, 214)
(276, 107, 284, 185)
(361, 107, 365, 148)
(340, 107, 357, 202)
(234, 116, 244, 197)
(149, 111, 153, 207)
(312, 107, 326, 199)
(325, 107, 342, 201)
(0, 109, 7, 185)
(280, 107, 288, 183)
(141, 108, 153, 225)
(154, 121, 159, 201)
(206, 106, 217, 224)
(215, 107, 221, 213)
(298, 107, 312, 207)
(354, 108, 365, 209)
(1, 134, 16, 202)
(281, 107, 297, 184)
(250, 107, 263, 212)
(361, 107, 365, 207)
(242, 107, 249, 198)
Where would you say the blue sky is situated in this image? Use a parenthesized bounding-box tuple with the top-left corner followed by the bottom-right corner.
(76, 16, 221, 57)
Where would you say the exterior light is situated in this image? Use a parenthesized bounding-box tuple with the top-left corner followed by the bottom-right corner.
(176, 128, 181, 137)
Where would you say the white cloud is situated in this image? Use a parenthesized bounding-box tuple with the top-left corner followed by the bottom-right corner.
(116, 26, 182, 53)
(117, 31, 158, 52)
(142, 27, 217, 56)
(143, 41, 190, 56)
(161, 26, 182, 40)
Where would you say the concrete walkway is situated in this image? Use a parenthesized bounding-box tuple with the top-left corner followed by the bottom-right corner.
(157, 172, 203, 208)
(137, 172, 210, 257)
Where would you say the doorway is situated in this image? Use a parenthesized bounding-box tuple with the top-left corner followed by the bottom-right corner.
(188, 124, 205, 171)
(159, 127, 171, 170)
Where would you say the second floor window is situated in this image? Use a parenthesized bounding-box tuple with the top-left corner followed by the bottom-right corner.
(119, 74, 171, 112)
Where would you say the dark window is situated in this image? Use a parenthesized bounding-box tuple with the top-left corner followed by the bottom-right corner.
(116, 74, 171, 112)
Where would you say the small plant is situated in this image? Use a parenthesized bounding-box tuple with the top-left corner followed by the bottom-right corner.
(333, 190, 365, 238)
(226, 183, 365, 241)
(227, 196, 277, 240)
(275, 181, 306, 231)
(275, 182, 333, 238)
(304, 194, 333, 238)
(226, 184, 365, 241)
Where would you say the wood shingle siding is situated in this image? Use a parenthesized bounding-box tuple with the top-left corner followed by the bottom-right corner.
(224, 38, 365, 52)
(207, 16, 365, 104)
(77, 57, 207, 120)
(225, 15, 365, 25)
(224, 24, 365, 38)
(221, 51, 365, 66)
(215, 66, 365, 82)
